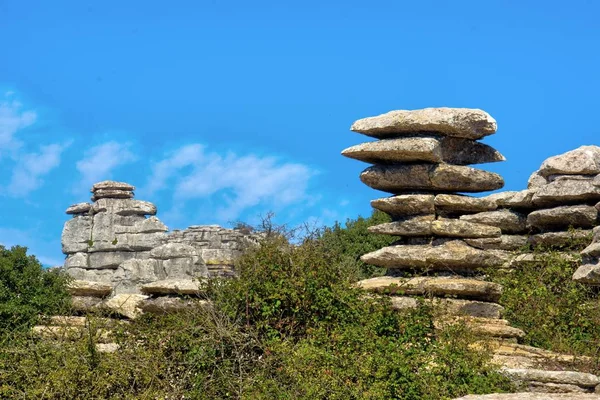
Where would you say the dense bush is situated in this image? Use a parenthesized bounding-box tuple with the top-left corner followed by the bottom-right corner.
(0, 245, 70, 335)
(317, 209, 394, 278)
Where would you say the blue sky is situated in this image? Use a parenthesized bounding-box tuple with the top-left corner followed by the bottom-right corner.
(0, 0, 599, 265)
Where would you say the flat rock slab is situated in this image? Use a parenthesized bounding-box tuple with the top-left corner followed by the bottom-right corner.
(92, 189, 134, 202)
(501, 368, 600, 388)
(454, 394, 600, 399)
(141, 279, 203, 295)
(573, 262, 600, 285)
(361, 164, 504, 193)
(92, 180, 136, 192)
(434, 194, 497, 213)
(368, 215, 435, 236)
(150, 243, 198, 259)
(357, 276, 502, 302)
(539, 145, 600, 177)
(528, 230, 592, 248)
(527, 205, 598, 231)
(432, 219, 502, 238)
(66, 203, 92, 215)
(493, 189, 537, 209)
(140, 297, 210, 314)
(465, 235, 529, 251)
(101, 294, 148, 319)
(67, 280, 113, 297)
(91, 198, 157, 216)
(532, 179, 600, 206)
(360, 240, 509, 271)
(371, 194, 435, 216)
(460, 210, 527, 234)
(582, 242, 600, 258)
(388, 296, 503, 319)
(351, 108, 497, 140)
(436, 317, 524, 340)
(342, 137, 504, 165)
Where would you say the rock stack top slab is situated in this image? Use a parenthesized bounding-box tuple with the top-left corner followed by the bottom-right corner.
(91, 180, 135, 201)
(350, 107, 497, 140)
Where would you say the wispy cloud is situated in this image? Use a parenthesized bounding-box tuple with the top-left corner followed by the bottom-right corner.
(146, 144, 317, 222)
(8, 142, 71, 196)
(0, 92, 37, 154)
(75, 141, 137, 190)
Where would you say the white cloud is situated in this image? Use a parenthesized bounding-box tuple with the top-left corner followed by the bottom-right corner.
(76, 141, 137, 189)
(8, 142, 71, 196)
(0, 92, 37, 153)
(146, 144, 316, 222)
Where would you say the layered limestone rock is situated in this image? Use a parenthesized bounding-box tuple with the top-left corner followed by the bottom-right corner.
(61, 180, 257, 317)
(345, 111, 600, 394)
(343, 107, 524, 341)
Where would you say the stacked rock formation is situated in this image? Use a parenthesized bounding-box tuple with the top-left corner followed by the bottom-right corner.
(61, 181, 256, 317)
(455, 146, 600, 278)
(343, 108, 524, 341)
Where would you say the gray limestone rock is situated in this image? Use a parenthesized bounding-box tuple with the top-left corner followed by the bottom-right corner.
(357, 276, 502, 302)
(140, 297, 210, 314)
(465, 235, 529, 251)
(66, 203, 92, 215)
(527, 205, 598, 231)
(367, 215, 435, 236)
(532, 178, 600, 206)
(342, 137, 504, 165)
(141, 279, 203, 295)
(529, 230, 592, 248)
(460, 210, 527, 234)
(528, 171, 548, 189)
(581, 242, 600, 258)
(92, 181, 135, 192)
(342, 137, 442, 163)
(61, 216, 92, 254)
(388, 296, 504, 319)
(198, 249, 237, 267)
(539, 145, 600, 177)
(112, 259, 163, 290)
(454, 394, 600, 399)
(67, 280, 113, 297)
(67, 268, 115, 284)
(92, 198, 157, 216)
(88, 252, 139, 269)
(434, 194, 497, 213)
(350, 108, 497, 140)
(110, 232, 167, 252)
(371, 194, 435, 216)
(573, 262, 600, 285)
(495, 189, 537, 209)
(360, 164, 504, 193)
(431, 219, 502, 238)
(71, 296, 103, 312)
(64, 252, 88, 269)
(113, 217, 168, 234)
(360, 240, 509, 271)
(101, 294, 148, 319)
(502, 368, 600, 388)
(91, 189, 134, 201)
(150, 243, 198, 259)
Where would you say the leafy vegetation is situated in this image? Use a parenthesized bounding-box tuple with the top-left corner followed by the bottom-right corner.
(0, 245, 70, 335)
(0, 214, 513, 399)
(491, 237, 600, 366)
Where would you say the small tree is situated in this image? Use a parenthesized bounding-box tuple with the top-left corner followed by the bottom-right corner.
(0, 245, 70, 334)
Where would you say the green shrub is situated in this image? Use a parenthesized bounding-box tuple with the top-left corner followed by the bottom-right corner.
(0, 245, 70, 335)
(492, 244, 600, 365)
(317, 209, 394, 278)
